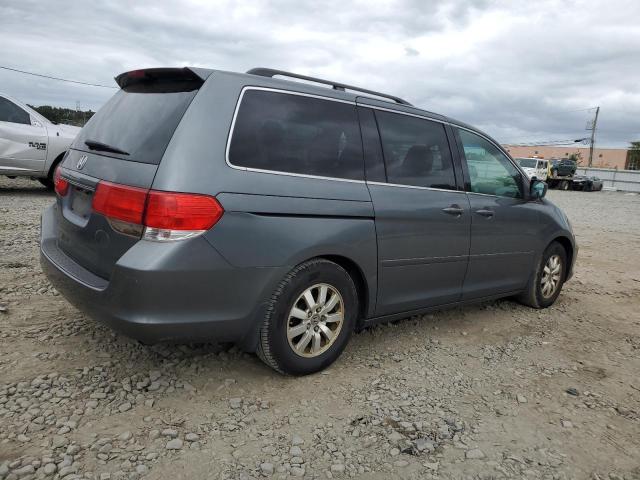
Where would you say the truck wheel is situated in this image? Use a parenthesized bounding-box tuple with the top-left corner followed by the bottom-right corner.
(560, 180, 569, 191)
(39, 153, 67, 190)
(516, 241, 567, 309)
(38, 177, 54, 189)
(256, 258, 358, 375)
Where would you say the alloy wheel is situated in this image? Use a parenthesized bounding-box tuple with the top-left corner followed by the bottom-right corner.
(287, 283, 344, 358)
(541, 254, 562, 298)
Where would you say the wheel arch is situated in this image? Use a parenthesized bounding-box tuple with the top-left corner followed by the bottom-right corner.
(319, 254, 370, 325)
(46, 150, 68, 179)
(550, 235, 574, 280)
(238, 253, 372, 353)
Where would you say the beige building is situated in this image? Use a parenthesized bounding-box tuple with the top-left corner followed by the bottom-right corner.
(503, 145, 632, 170)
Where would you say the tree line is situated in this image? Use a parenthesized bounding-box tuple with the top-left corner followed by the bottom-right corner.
(28, 105, 95, 127)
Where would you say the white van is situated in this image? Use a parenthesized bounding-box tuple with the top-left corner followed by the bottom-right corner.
(516, 158, 548, 181)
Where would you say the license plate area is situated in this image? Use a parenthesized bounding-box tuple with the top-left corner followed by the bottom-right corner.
(61, 181, 95, 228)
(70, 186, 93, 219)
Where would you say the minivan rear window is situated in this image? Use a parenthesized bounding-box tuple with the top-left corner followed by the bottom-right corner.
(228, 89, 364, 181)
(74, 88, 197, 165)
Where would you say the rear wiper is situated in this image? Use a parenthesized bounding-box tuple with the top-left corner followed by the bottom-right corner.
(84, 139, 129, 156)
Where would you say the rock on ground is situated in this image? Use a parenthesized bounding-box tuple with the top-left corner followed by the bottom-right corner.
(1, 179, 640, 479)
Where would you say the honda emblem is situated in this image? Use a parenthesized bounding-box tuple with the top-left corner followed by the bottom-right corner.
(76, 155, 88, 170)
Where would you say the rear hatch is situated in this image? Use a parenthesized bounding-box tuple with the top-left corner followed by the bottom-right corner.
(56, 68, 206, 280)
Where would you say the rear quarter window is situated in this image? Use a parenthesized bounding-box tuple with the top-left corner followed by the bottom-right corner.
(228, 89, 364, 181)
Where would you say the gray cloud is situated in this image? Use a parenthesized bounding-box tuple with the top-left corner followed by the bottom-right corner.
(0, 0, 638, 147)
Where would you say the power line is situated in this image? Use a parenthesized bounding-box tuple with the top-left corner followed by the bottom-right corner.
(550, 106, 598, 114)
(0, 65, 116, 89)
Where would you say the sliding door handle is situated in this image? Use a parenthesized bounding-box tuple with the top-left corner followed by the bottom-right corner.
(475, 209, 494, 218)
(442, 205, 464, 217)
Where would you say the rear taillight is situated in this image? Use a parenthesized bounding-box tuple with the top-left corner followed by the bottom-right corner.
(91, 181, 224, 242)
(145, 191, 223, 230)
(54, 166, 69, 197)
(93, 181, 148, 224)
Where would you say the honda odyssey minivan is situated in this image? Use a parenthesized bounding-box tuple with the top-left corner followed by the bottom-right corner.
(41, 67, 577, 375)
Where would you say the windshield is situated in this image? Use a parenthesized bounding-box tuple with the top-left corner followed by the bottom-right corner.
(517, 158, 538, 168)
(73, 88, 197, 164)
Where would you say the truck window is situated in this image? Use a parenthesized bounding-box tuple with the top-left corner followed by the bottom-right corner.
(0, 97, 31, 125)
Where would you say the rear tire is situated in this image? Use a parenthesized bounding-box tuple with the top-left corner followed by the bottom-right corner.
(38, 176, 54, 189)
(559, 180, 570, 191)
(257, 258, 358, 375)
(516, 242, 567, 309)
(39, 154, 66, 190)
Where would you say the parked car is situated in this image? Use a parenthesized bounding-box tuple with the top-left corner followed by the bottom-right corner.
(0, 94, 81, 188)
(572, 175, 604, 191)
(550, 158, 577, 177)
(588, 176, 604, 191)
(40, 67, 577, 375)
(516, 157, 548, 181)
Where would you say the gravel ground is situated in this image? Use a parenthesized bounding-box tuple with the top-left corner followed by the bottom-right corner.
(1, 176, 639, 480)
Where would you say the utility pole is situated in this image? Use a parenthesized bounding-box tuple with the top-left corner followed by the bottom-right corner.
(588, 106, 600, 167)
(75, 100, 86, 126)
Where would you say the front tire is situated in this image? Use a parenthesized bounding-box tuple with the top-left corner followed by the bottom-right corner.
(257, 258, 358, 375)
(516, 242, 567, 309)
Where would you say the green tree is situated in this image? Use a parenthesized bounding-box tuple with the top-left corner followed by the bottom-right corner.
(628, 141, 640, 170)
(567, 152, 582, 164)
(28, 105, 94, 127)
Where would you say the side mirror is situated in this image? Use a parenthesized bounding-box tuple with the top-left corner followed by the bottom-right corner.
(530, 178, 548, 199)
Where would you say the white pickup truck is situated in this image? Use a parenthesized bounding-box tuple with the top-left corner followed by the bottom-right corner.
(0, 93, 81, 188)
(515, 157, 549, 181)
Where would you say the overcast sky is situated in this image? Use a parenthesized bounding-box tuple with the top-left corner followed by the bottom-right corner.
(1, 0, 639, 147)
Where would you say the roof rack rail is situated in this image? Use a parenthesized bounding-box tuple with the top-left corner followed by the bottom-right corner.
(246, 68, 413, 106)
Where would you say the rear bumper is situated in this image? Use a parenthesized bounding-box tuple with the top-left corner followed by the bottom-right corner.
(40, 204, 285, 347)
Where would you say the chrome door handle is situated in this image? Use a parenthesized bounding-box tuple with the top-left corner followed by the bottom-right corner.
(442, 205, 464, 217)
(475, 209, 494, 218)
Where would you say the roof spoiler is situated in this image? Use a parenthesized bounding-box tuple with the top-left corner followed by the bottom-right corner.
(115, 67, 210, 90)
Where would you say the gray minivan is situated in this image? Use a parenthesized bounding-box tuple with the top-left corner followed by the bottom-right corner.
(40, 67, 577, 375)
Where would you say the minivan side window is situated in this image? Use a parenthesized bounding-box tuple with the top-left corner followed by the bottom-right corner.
(0, 97, 31, 125)
(374, 110, 456, 190)
(229, 90, 364, 180)
(457, 129, 523, 198)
